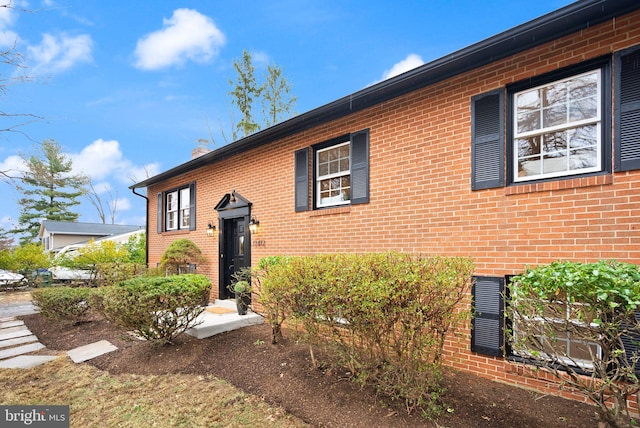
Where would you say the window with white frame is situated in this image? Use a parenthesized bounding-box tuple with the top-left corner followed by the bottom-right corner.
(165, 186, 190, 231)
(513, 69, 602, 182)
(512, 296, 602, 369)
(316, 141, 351, 207)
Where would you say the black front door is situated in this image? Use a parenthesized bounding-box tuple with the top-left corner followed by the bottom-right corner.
(221, 217, 248, 299)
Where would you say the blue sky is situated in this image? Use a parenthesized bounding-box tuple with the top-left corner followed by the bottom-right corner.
(0, 0, 573, 234)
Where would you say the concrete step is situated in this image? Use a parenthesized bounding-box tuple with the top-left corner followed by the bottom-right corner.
(186, 300, 264, 339)
(0, 320, 25, 329)
(0, 355, 59, 369)
(67, 340, 118, 363)
(0, 334, 38, 349)
(0, 342, 45, 360)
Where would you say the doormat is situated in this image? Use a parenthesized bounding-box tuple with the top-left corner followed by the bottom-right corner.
(206, 307, 235, 315)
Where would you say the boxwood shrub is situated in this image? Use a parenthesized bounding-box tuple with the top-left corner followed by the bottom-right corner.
(100, 274, 211, 345)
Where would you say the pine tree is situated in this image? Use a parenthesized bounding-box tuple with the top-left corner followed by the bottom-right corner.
(13, 140, 88, 244)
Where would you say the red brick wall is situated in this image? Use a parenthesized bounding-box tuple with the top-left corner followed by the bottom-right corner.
(147, 10, 640, 405)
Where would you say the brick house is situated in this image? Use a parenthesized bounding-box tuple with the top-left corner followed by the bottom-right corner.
(131, 0, 640, 403)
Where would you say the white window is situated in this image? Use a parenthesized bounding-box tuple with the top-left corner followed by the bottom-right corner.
(512, 298, 602, 369)
(316, 142, 351, 207)
(165, 186, 190, 231)
(179, 187, 190, 229)
(166, 190, 178, 230)
(513, 69, 601, 182)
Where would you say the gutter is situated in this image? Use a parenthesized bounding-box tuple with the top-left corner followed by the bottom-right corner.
(131, 187, 150, 266)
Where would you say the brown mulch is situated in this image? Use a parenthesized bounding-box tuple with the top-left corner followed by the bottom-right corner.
(20, 312, 600, 428)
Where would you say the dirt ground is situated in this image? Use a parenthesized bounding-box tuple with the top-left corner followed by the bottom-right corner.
(15, 304, 603, 428)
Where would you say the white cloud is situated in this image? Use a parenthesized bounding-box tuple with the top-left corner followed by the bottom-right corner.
(379, 53, 424, 81)
(134, 8, 225, 70)
(0, 2, 21, 48)
(90, 181, 112, 194)
(69, 138, 161, 187)
(71, 139, 124, 181)
(115, 197, 132, 212)
(251, 51, 270, 68)
(0, 154, 26, 177)
(128, 163, 160, 185)
(28, 32, 93, 74)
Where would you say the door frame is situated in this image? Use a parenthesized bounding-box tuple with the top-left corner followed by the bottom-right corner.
(215, 191, 252, 300)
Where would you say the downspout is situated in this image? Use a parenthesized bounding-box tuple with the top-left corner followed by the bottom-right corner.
(131, 188, 150, 266)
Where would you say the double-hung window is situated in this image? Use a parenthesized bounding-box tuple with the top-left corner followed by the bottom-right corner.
(294, 129, 369, 212)
(468, 51, 640, 190)
(471, 275, 602, 370)
(514, 70, 602, 182)
(166, 187, 191, 230)
(158, 182, 195, 233)
(316, 141, 351, 207)
(511, 296, 602, 370)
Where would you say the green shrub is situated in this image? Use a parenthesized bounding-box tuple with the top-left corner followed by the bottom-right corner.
(254, 256, 290, 344)
(159, 239, 206, 275)
(32, 286, 96, 324)
(94, 262, 148, 287)
(259, 252, 474, 417)
(100, 274, 211, 346)
(509, 260, 640, 428)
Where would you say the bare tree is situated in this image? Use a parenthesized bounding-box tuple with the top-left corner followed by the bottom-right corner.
(0, 3, 44, 184)
(85, 182, 119, 224)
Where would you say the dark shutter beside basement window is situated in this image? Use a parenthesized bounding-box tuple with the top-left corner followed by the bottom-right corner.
(350, 129, 370, 205)
(615, 45, 640, 172)
(471, 90, 504, 190)
(294, 148, 309, 212)
(471, 276, 504, 357)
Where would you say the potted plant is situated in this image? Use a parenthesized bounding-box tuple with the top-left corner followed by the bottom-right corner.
(233, 280, 251, 315)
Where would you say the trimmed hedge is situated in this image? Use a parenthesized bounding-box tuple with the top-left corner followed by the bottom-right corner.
(32, 286, 97, 324)
(100, 274, 211, 345)
(259, 252, 474, 417)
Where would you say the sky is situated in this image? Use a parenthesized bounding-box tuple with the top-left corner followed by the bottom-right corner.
(0, 0, 574, 235)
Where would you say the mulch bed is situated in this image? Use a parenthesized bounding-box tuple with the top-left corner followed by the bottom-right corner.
(21, 313, 600, 427)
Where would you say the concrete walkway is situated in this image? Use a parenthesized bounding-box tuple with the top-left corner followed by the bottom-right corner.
(0, 291, 119, 369)
(0, 292, 262, 369)
(0, 317, 58, 368)
(186, 299, 264, 339)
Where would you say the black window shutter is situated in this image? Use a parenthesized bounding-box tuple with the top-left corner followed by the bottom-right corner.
(350, 129, 369, 204)
(615, 45, 640, 172)
(471, 276, 504, 357)
(620, 313, 640, 376)
(471, 90, 504, 190)
(189, 182, 196, 230)
(156, 192, 163, 234)
(294, 148, 309, 212)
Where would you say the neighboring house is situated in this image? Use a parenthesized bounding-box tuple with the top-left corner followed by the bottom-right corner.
(40, 220, 144, 253)
(130, 0, 640, 405)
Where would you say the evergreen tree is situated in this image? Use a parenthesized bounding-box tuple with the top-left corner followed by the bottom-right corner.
(229, 50, 261, 138)
(13, 140, 88, 244)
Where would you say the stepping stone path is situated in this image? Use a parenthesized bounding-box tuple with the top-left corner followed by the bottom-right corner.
(0, 316, 118, 369)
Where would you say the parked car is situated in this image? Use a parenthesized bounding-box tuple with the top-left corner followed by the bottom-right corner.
(0, 269, 25, 287)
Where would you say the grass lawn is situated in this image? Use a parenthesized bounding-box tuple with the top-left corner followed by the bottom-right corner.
(0, 357, 307, 427)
